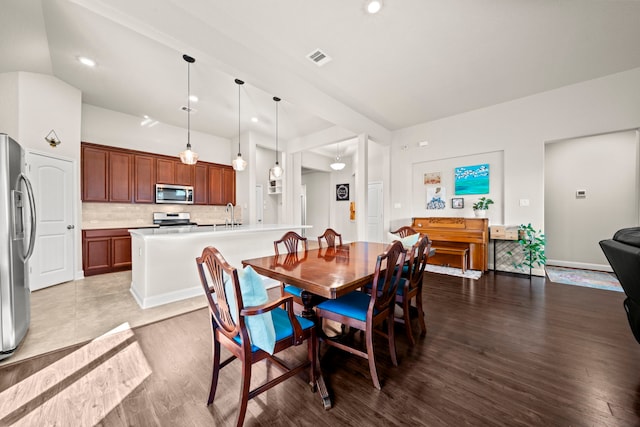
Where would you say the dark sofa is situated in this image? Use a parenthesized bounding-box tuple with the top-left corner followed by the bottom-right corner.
(599, 227, 640, 344)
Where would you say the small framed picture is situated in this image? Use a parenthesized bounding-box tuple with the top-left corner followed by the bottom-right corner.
(451, 198, 464, 209)
(336, 184, 349, 201)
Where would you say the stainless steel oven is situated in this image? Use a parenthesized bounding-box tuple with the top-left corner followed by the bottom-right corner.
(155, 184, 194, 204)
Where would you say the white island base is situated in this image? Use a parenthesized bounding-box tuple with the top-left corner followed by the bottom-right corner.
(129, 224, 311, 309)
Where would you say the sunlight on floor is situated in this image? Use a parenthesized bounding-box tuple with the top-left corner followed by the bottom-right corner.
(0, 323, 152, 426)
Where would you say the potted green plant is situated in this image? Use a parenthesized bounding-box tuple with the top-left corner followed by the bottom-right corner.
(472, 197, 493, 217)
(508, 223, 546, 276)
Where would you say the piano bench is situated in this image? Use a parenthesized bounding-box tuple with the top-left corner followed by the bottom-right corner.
(430, 246, 469, 273)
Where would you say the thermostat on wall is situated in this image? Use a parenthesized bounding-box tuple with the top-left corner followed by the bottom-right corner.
(576, 189, 586, 198)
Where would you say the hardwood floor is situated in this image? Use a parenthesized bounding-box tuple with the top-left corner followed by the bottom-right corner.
(1, 271, 639, 426)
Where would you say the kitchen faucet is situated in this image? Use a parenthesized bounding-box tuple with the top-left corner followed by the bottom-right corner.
(225, 203, 235, 227)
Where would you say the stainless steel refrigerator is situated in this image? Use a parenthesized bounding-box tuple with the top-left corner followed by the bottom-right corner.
(0, 134, 36, 361)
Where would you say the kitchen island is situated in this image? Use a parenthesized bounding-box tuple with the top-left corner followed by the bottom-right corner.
(129, 224, 312, 309)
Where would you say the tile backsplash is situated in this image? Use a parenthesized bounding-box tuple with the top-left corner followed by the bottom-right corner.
(82, 203, 242, 230)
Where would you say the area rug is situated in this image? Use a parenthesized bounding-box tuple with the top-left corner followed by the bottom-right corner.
(425, 264, 482, 280)
(545, 266, 623, 292)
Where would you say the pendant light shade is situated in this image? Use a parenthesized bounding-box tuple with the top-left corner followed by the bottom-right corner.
(179, 54, 198, 165)
(330, 142, 346, 171)
(270, 96, 283, 178)
(232, 78, 247, 171)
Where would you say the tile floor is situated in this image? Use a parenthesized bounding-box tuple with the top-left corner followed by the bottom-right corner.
(0, 271, 207, 367)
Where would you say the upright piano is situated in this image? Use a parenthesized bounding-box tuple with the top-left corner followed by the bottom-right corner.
(411, 217, 489, 272)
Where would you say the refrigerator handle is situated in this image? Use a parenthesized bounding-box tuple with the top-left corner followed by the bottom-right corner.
(18, 173, 37, 261)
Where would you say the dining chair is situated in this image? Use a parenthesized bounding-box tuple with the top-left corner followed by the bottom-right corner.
(275, 231, 309, 306)
(318, 228, 343, 247)
(390, 226, 418, 239)
(196, 246, 317, 427)
(315, 240, 407, 390)
(395, 234, 431, 346)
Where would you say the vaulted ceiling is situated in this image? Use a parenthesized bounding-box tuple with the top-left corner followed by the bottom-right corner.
(3, 0, 640, 152)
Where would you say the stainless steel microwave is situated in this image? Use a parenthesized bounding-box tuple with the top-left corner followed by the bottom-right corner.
(155, 184, 194, 204)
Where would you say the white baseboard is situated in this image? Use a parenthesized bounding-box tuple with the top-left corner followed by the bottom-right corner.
(130, 283, 203, 309)
(75, 270, 85, 280)
(546, 259, 612, 272)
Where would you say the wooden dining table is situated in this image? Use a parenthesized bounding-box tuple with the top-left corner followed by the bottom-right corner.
(241, 241, 391, 410)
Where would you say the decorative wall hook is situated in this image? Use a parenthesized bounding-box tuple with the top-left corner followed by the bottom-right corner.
(45, 129, 61, 147)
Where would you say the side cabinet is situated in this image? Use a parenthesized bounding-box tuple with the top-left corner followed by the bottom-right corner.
(83, 229, 132, 276)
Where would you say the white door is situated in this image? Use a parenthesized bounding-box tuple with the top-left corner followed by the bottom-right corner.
(255, 184, 263, 224)
(367, 182, 383, 242)
(27, 152, 75, 290)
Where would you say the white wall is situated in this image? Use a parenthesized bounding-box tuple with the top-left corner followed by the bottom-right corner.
(255, 144, 279, 224)
(390, 67, 640, 236)
(0, 72, 83, 278)
(410, 151, 504, 225)
(302, 172, 330, 237)
(330, 167, 357, 242)
(81, 104, 231, 164)
(545, 130, 639, 268)
(0, 73, 19, 139)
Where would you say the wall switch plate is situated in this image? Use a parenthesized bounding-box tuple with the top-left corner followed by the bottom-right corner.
(576, 189, 586, 198)
(519, 199, 530, 207)
(394, 203, 402, 209)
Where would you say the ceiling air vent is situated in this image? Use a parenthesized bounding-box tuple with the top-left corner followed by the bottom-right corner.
(307, 48, 332, 67)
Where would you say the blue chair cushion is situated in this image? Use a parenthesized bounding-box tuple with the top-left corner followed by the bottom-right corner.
(224, 266, 276, 354)
(283, 285, 304, 297)
(232, 308, 314, 353)
(316, 290, 376, 322)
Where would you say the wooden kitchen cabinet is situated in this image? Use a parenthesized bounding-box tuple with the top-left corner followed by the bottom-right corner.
(82, 142, 235, 206)
(175, 162, 194, 186)
(109, 151, 133, 202)
(82, 229, 132, 276)
(156, 158, 175, 184)
(194, 164, 208, 204)
(222, 166, 236, 205)
(82, 144, 133, 202)
(82, 145, 109, 202)
(208, 165, 236, 206)
(208, 165, 223, 205)
(134, 155, 156, 203)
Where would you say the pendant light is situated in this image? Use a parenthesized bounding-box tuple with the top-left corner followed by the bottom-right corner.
(329, 142, 346, 171)
(232, 78, 247, 171)
(270, 96, 283, 178)
(179, 54, 199, 165)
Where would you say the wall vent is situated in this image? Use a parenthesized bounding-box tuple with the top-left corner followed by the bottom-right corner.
(307, 49, 332, 67)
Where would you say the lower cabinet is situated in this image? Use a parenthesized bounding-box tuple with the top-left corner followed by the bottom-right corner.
(83, 229, 132, 276)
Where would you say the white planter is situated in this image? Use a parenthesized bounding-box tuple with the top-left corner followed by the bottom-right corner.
(474, 209, 487, 218)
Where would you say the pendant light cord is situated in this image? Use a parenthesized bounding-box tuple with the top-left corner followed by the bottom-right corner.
(274, 96, 280, 165)
(187, 59, 190, 148)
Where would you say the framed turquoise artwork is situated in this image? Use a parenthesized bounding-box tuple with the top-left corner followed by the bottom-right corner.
(454, 163, 490, 195)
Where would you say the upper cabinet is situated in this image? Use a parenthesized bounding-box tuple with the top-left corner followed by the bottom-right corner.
(82, 145, 109, 201)
(208, 165, 236, 206)
(134, 155, 156, 203)
(81, 142, 235, 206)
(82, 144, 133, 202)
(194, 164, 208, 205)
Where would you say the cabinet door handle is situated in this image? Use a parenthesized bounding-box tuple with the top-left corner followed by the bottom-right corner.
(67, 225, 75, 230)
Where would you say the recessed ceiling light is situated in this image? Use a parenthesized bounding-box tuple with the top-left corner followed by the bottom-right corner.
(251, 117, 258, 123)
(189, 95, 198, 103)
(366, 0, 382, 14)
(78, 56, 96, 67)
